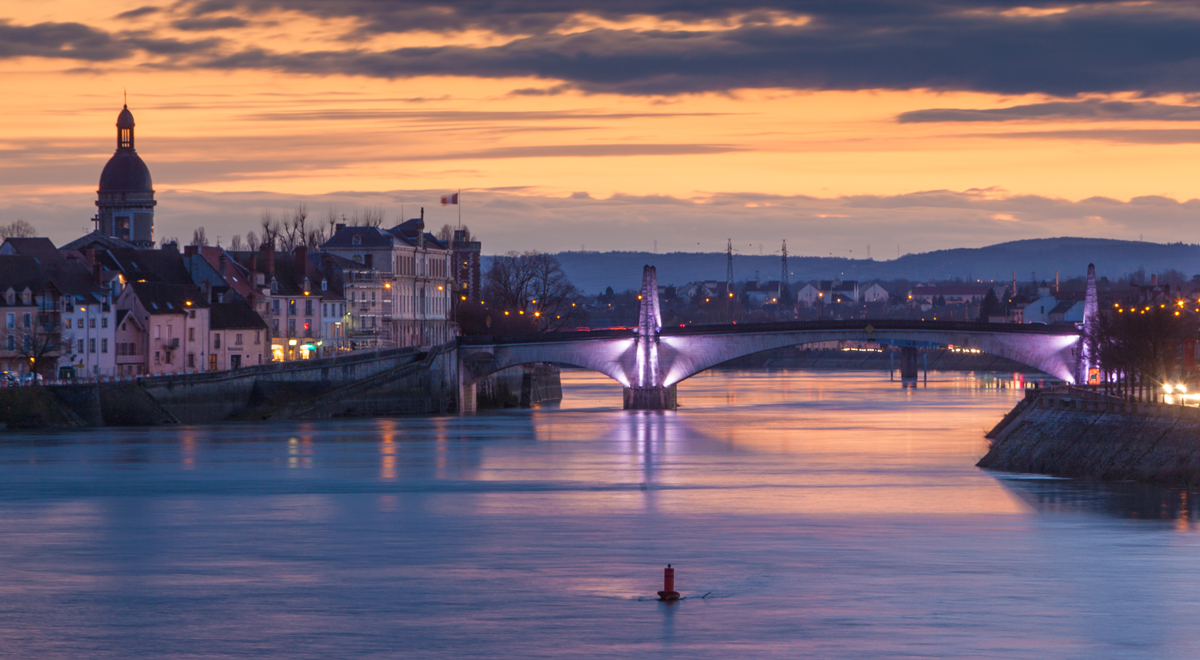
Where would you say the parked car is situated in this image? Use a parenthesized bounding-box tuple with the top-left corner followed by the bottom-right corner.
(18, 372, 43, 385)
(0, 372, 16, 387)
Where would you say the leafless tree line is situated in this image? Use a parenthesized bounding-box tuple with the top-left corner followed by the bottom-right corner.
(483, 251, 583, 332)
(1089, 306, 1193, 401)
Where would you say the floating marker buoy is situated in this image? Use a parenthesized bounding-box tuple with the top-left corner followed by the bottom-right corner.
(657, 564, 680, 601)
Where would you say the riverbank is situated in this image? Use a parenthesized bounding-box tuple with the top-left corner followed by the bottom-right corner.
(979, 388, 1200, 485)
(0, 358, 561, 430)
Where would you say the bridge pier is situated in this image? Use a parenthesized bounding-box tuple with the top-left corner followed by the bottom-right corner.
(458, 370, 477, 414)
(624, 385, 677, 410)
(900, 346, 920, 381)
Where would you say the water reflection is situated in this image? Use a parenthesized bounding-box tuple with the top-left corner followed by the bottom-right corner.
(999, 476, 1200, 525)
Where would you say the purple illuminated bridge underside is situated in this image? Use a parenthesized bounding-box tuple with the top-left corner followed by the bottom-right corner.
(458, 266, 1087, 411)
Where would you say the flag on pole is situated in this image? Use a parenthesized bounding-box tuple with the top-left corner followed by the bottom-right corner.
(441, 192, 459, 205)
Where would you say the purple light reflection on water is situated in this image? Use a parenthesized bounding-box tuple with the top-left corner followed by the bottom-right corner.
(0, 370, 1199, 658)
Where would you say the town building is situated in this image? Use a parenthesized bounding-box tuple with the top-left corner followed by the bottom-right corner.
(321, 214, 456, 347)
(209, 301, 268, 369)
(0, 257, 64, 377)
(860, 282, 890, 304)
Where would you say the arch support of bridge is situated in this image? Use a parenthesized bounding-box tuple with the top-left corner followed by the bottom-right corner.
(625, 265, 677, 410)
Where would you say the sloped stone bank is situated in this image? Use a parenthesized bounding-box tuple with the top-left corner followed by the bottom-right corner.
(980, 391, 1200, 485)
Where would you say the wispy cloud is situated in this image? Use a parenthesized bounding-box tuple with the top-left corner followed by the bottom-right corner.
(899, 100, 1200, 123)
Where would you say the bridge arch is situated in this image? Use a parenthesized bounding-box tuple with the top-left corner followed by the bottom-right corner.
(654, 327, 1080, 386)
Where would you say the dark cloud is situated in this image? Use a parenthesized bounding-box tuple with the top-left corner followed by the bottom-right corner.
(899, 100, 1200, 123)
(241, 109, 729, 122)
(121, 33, 223, 55)
(0, 20, 130, 61)
(170, 1, 1200, 96)
(115, 6, 161, 20)
(15, 1, 1200, 97)
(171, 16, 249, 31)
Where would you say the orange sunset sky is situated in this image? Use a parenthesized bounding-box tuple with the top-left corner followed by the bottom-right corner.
(6, 0, 1200, 254)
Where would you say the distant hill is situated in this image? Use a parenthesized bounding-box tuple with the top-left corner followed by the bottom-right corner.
(519, 238, 1200, 294)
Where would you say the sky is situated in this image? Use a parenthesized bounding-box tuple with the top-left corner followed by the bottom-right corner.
(6, 0, 1200, 256)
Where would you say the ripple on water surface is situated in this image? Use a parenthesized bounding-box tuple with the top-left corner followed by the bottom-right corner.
(0, 370, 1198, 659)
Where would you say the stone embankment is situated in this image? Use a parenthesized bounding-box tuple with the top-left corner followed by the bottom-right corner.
(979, 388, 1200, 485)
(0, 344, 561, 430)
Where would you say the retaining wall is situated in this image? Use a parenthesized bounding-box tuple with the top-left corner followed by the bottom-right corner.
(979, 390, 1200, 485)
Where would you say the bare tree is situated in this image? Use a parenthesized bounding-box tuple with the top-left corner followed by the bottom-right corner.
(190, 226, 209, 246)
(483, 251, 584, 332)
(0, 219, 36, 240)
(245, 231, 258, 250)
(229, 234, 243, 251)
(12, 302, 64, 379)
(259, 211, 282, 249)
(437, 224, 473, 243)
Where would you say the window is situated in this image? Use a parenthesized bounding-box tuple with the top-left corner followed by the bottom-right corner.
(272, 319, 279, 334)
(288, 319, 296, 336)
(5, 335, 12, 351)
(288, 300, 297, 315)
(272, 300, 281, 315)
(189, 328, 195, 342)
(89, 317, 96, 329)
(209, 354, 217, 370)
(101, 317, 108, 329)
(4, 313, 11, 329)
(213, 333, 221, 349)
(155, 325, 161, 340)
(166, 350, 173, 365)
(64, 318, 72, 330)
(255, 331, 261, 345)
(22, 313, 30, 329)
(321, 280, 327, 291)
(101, 339, 108, 354)
(78, 339, 84, 354)
(305, 299, 313, 316)
(235, 333, 243, 346)
(89, 339, 96, 353)
(188, 353, 195, 368)
(189, 310, 196, 319)
(155, 351, 161, 364)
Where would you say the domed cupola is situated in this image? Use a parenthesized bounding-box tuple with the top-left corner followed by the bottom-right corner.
(95, 103, 156, 247)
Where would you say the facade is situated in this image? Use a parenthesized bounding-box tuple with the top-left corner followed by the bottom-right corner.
(908, 284, 993, 310)
(116, 281, 210, 375)
(209, 301, 268, 370)
(0, 257, 64, 377)
(321, 216, 456, 347)
(860, 282, 890, 304)
(94, 105, 155, 247)
(114, 309, 146, 376)
(451, 228, 482, 302)
(794, 282, 820, 307)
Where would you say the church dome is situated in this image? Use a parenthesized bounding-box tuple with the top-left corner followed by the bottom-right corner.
(99, 151, 153, 192)
(99, 104, 152, 193)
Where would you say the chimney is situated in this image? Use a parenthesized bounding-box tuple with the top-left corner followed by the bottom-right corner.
(184, 245, 198, 258)
(249, 252, 258, 271)
(92, 262, 102, 286)
(82, 246, 96, 266)
(335, 223, 346, 232)
(294, 245, 307, 273)
(260, 242, 275, 276)
(418, 207, 425, 248)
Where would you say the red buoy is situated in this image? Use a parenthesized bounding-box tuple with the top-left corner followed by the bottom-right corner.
(657, 564, 680, 601)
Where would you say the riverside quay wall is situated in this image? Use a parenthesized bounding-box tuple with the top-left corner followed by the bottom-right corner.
(980, 389, 1200, 485)
(0, 345, 561, 429)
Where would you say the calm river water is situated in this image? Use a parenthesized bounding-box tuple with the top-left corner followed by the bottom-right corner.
(2, 370, 1200, 659)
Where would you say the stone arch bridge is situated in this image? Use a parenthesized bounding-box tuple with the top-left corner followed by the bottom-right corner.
(458, 267, 1087, 411)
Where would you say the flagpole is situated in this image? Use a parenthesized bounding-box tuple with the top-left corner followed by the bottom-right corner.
(457, 189, 462, 230)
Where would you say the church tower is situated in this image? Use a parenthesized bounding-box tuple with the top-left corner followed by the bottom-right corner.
(95, 104, 156, 247)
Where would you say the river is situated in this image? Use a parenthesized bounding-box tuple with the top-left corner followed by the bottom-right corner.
(2, 370, 1199, 659)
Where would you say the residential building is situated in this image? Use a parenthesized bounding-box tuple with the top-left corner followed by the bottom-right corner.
(794, 282, 820, 307)
(114, 309, 146, 376)
(321, 214, 456, 347)
(744, 280, 783, 306)
(0, 256, 64, 377)
(209, 301, 268, 370)
(860, 282, 890, 304)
